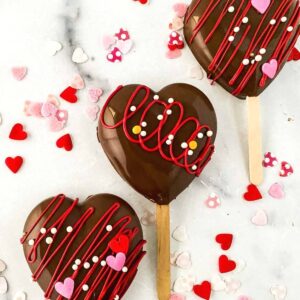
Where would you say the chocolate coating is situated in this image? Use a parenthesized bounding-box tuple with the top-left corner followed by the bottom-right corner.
(184, 0, 299, 99)
(98, 84, 217, 205)
(22, 194, 144, 300)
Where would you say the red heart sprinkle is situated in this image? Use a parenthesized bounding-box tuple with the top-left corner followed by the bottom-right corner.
(108, 234, 130, 254)
(56, 134, 73, 151)
(5, 156, 24, 173)
(219, 255, 236, 273)
(193, 281, 211, 299)
(9, 123, 28, 140)
(215, 233, 233, 251)
(60, 86, 78, 103)
(288, 47, 300, 61)
(243, 184, 262, 201)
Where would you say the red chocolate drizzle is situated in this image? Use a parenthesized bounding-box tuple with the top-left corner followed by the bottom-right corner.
(100, 85, 215, 176)
(21, 195, 146, 300)
(185, 0, 300, 96)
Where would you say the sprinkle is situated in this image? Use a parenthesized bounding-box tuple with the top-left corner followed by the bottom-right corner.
(157, 114, 163, 120)
(101, 260, 107, 267)
(50, 228, 57, 234)
(130, 106, 136, 111)
(45, 237, 53, 244)
(188, 150, 193, 156)
(40, 228, 46, 234)
(0, 277, 8, 295)
(168, 98, 174, 103)
(192, 165, 197, 170)
(153, 95, 159, 100)
(11, 67, 27, 81)
(172, 225, 188, 242)
(234, 27, 240, 33)
(166, 140, 172, 145)
(28, 239, 34, 246)
(106, 225, 113, 232)
(75, 259, 81, 265)
(189, 140, 198, 150)
(66, 226, 73, 233)
(92, 256, 99, 263)
(206, 130, 213, 137)
(45, 40, 63, 56)
(122, 267, 128, 272)
(72, 47, 88, 64)
(82, 285, 89, 291)
(166, 109, 172, 115)
(140, 210, 155, 226)
(88, 88, 103, 103)
(0, 260, 7, 273)
(228, 6, 235, 13)
(181, 142, 188, 149)
(242, 17, 249, 23)
(204, 193, 221, 209)
(132, 125, 142, 135)
(84, 262, 90, 269)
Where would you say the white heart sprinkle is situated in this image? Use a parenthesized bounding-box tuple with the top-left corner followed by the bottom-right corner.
(13, 291, 27, 300)
(45, 40, 63, 56)
(172, 225, 188, 242)
(72, 47, 89, 64)
(0, 276, 8, 294)
(235, 259, 247, 273)
(140, 210, 155, 226)
(0, 260, 6, 273)
(224, 277, 241, 293)
(211, 274, 226, 291)
(175, 251, 192, 269)
(170, 250, 181, 265)
(173, 275, 195, 293)
(270, 284, 287, 300)
(251, 209, 268, 226)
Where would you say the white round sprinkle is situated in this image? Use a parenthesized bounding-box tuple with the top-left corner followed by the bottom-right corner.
(114, 296, 120, 300)
(141, 121, 147, 127)
(181, 142, 188, 149)
(67, 226, 73, 233)
(259, 48, 266, 55)
(242, 59, 250, 65)
(228, 36, 235, 42)
(75, 259, 81, 265)
(84, 262, 90, 269)
(40, 228, 46, 234)
(168, 134, 174, 140)
(82, 284, 89, 291)
(108, 54, 113, 59)
(234, 26, 240, 33)
(270, 19, 276, 25)
(206, 130, 213, 137)
(121, 34, 126, 40)
(287, 26, 293, 32)
(197, 132, 204, 139)
(157, 114, 163, 120)
(228, 6, 235, 13)
(92, 256, 99, 263)
(116, 51, 121, 57)
(130, 106, 136, 112)
(242, 17, 249, 24)
(255, 55, 262, 62)
(28, 239, 34, 246)
(166, 140, 172, 145)
(101, 260, 106, 267)
(106, 225, 113, 232)
(281, 16, 287, 22)
(192, 165, 197, 170)
(166, 109, 172, 115)
(251, 59, 255, 64)
(168, 98, 174, 103)
(45, 237, 53, 244)
(50, 228, 57, 234)
(188, 150, 194, 156)
(171, 32, 177, 37)
(141, 131, 147, 137)
(122, 267, 128, 273)
(72, 264, 78, 271)
(153, 95, 159, 100)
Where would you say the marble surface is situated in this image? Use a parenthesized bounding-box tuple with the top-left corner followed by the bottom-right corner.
(0, 0, 299, 299)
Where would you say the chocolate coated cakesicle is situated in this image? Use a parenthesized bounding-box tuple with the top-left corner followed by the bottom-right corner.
(184, 0, 300, 99)
(98, 84, 217, 205)
(21, 194, 146, 300)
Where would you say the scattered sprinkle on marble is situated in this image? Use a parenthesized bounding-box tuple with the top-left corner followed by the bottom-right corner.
(88, 88, 103, 103)
(116, 39, 134, 54)
(280, 161, 294, 177)
(268, 183, 285, 199)
(189, 65, 204, 80)
(262, 152, 278, 168)
(270, 284, 287, 300)
(211, 273, 226, 291)
(13, 291, 27, 300)
(140, 209, 155, 226)
(205, 193, 221, 208)
(0, 276, 8, 294)
(175, 251, 192, 269)
(235, 259, 247, 273)
(86, 104, 100, 121)
(0, 260, 6, 273)
(173, 274, 195, 293)
(170, 250, 181, 265)
(72, 47, 89, 64)
(11, 67, 27, 81)
(224, 277, 241, 294)
(243, 184, 263, 201)
(251, 209, 268, 226)
(172, 225, 188, 242)
(71, 74, 85, 90)
(166, 49, 182, 59)
(45, 40, 63, 56)
(102, 34, 117, 50)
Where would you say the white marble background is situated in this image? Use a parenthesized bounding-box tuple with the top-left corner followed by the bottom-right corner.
(0, 0, 299, 299)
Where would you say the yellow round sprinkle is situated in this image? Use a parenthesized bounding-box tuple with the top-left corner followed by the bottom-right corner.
(132, 125, 142, 135)
(189, 140, 198, 150)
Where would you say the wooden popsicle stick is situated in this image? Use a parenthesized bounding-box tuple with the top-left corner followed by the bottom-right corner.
(247, 96, 263, 185)
(156, 204, 170, 300)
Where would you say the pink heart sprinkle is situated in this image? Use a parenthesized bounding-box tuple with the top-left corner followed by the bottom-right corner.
(88, 88, 103, 102)
(251, 210, 268, 226)
(103, 34, 117, 50)
(47, 94, 60, 107)
(170, 293, 186, 300)
(268, 183, 285, 199)
(251, 0, 271, 14)
(166, 49, 182, 59)
(262, 59, 278, 79)
(106, 252, 126, 271)
(71, 74, 85, 90)
(11, 66, 27, 81)
(56, 109, 68, 122)
(48, 116, 65, 132)
(24, 101, 43, 117)
(55, 277, 74, 299)
(173, 3, 188, 17)
(116, 39, 134, 54)
(41, 102, 58, 118)
(86, 104, 100, 121)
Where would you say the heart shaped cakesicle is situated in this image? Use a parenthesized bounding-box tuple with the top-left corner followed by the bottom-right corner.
(98, 84, 217, 299)
(21, 194, 146, 300)
(184, 0, 299, 185)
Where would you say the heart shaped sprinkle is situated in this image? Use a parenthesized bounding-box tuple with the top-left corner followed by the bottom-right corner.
(251, 0, 271, 14)
(262, 59, 278, 79)
(166, 49, 182, 59)
(219, 255, 236, 273)
(0, 276, 8, 294)
(243, 184, 263, 201)
(41, 102, 58, 118)
(13, 291, 27, 300)
(193, 281, 211, 300)
(280, 161, 294, 177)
(72, 47, 89, 63)
(56, 134, 73, 151)
(108, 234, 130, 254)
(133, 0, 149, 4)
(251, 209, 268, 226)
(103, 35, 117, 50)
(170, 293, 186, 300)
(211, 274, 226, 291)
(47, 94, 60, 106)
(270, 284, 287, 300)
(173, 275, 196, 293)
(45, 40, 63, 56)
(71, 74, 85, 90)
(215, 233, 233, 251)
(11, 67, 27, 81)
(268, 183, 285, 199)
(172, 225, 188, 242)
(175, 251, 192, 269)
(106, 252, 126, 271)
(169, 17, 184, 31)
(55, 277, 74, 299)
(60, 86, 78, 103)
(5, 156, 24, 173)
(116, 39, 134, 54)
(88, 88, 103, 102)
(224, 277, 241, 293)
(86, 104, 100, 121)
(48, 116, 65, 132)
(173, 3, 188, 18)
(205, 193, 221, 208)
(24, 101, 43, 117)
(9, 123, 28, 140)
(262, 152, 278, 167)
(140, 209, 155, 226)
(189, 65, 204, 80)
